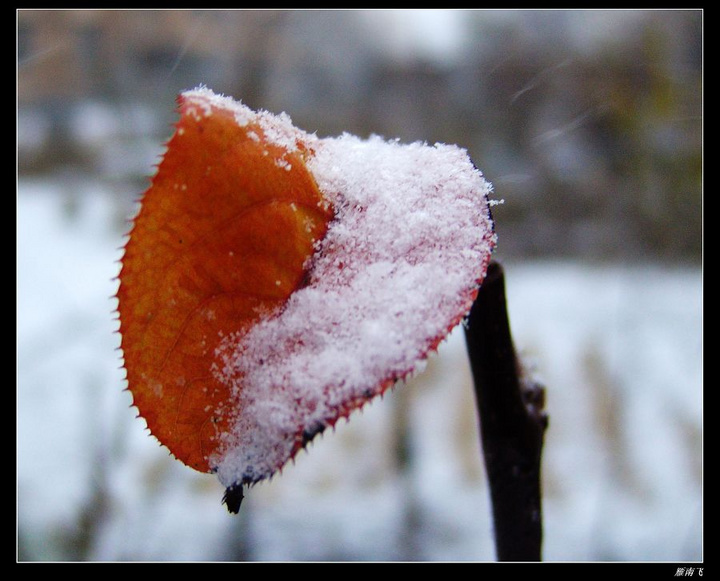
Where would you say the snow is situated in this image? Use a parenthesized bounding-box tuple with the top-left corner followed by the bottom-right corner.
(183, 86, 306, 155)
(17, 180, 702, 561)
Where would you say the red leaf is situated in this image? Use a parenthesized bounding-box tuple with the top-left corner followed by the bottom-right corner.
(118, 87, 496, 491)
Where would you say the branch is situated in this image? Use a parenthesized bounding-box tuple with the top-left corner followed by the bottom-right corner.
(464, 260, 548, 561)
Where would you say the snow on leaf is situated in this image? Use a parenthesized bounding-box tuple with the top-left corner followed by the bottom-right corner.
(118, 87, 496, 495)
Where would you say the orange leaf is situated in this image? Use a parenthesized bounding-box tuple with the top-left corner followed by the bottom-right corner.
(118, 87, 496, 498)
(118, 89, 333, 472)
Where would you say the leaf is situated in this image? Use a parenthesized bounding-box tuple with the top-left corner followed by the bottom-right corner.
(118, 89, 333, 472)
(118, 87, 496, 496)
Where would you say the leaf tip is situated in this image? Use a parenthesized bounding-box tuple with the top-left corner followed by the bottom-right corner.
(222, 483, 245, 515)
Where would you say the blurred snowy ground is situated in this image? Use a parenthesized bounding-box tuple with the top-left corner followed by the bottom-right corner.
(17, 179, 702, 562)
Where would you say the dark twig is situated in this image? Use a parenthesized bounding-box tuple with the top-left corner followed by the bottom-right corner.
(464, 260, 548, 561)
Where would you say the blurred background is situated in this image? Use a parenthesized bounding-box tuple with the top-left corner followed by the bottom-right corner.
(17, 9, 702, 561)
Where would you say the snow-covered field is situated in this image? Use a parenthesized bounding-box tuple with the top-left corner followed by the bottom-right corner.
(17, 178, 702, 562)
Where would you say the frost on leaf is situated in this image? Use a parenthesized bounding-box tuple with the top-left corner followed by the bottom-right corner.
(118, 87, 496, 498)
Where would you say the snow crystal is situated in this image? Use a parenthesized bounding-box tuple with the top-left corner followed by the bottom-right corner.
(181, 88, 496, 488)
(182, 86, 306, 154)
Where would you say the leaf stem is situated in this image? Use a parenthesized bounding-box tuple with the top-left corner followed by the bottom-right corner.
(464, 260, 548, 561)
